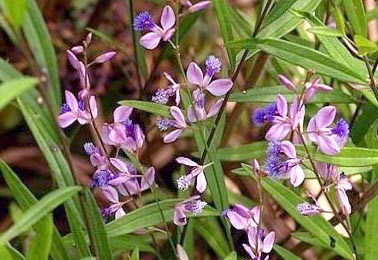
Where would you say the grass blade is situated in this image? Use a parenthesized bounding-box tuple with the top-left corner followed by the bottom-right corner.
(26, 215, 54, 260)
(0, 77, 38, 110)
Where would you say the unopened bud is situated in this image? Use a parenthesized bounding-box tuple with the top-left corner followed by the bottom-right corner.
(71, 46, 84, 54)
(94, 51, 117, 64)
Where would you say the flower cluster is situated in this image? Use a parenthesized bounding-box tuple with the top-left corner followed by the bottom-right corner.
(252, 75, 352, 216)
(223, 203, 275, 260)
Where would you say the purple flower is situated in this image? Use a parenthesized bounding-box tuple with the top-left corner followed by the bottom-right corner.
(173, 196, 207, 226)
(186, 56, 233, 96)
(252, 103, 277, 125)
(297, 202, 323, 216)
(176, 157, 212, 193)
(151, 73, 181, 105)
(93, 51, 116, 64)
(90, 170, 114, 188)
(223, 205, 260, 230)
(138, 6, 176, 50)
(152, 89, 170, 104)
(84, 142, 107, 169)
(102, 186, 126, 219)
(187, 89, 223, 122)
(163, 106, 188, 143)
(134, 11, 156, 31)
(303, 77, 332, 103)
(265, 95, 304, 141)
(278, 74, 296, 91)
(307, 106, 348, 155)
(243, 227, 275, 260)
(156, 117, 174, 131)
(58, 91, 98, 128)
(181, 0, 211, 13)
(335, 173, 352, 216)
(109, 158, 155, 196)
(265, 141, 305, 187)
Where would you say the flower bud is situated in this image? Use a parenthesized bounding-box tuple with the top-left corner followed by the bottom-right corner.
(94, 51, 117, 64)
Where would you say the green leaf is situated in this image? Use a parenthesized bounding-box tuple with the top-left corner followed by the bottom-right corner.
(130, 247, 139, 260)
(22, 0, 61, 109)
(258, 0, 322, 38)
(223, 251, 237, 260)
(84, 189, 112, 260)
(118, 100, 170, 117)
(0, 77, 38, 110)
(292, 232, 337, 251)
(212, 0, 235, 68)
(0, 245, 26, 260)
(0, 0, 27, 29)
(0, 159, 69, 260)
(105, 199, 219, 237)
(0, 186, 81, 245)
(307, 26, 344, 37)
(194, 218, 231, 258)
(109, 235, 155, 253)
(242, 166, 353, 259)
(343, 0, 367, 37)
(26, 215, 54, 260)
(354, 35, 378, 55)
(216, 141, 268, 161)
(228, 38, 367, 84)
(230, 85, 356, 104)
(274, 244, 303, 260)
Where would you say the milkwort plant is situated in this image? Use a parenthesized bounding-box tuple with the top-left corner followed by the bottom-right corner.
(2, 0, 378, 260)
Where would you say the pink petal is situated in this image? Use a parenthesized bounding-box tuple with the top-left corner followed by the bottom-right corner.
(176, 157, 199, 167)
(243, 244, 256, 259)
(226, 210, 248, 230)
(109, 124, 127, 144)
(164, 129, 183, 143)
(65, 91, 78, 112)
(141, 167, 155, 191)
(66, 50, 79, 69)
(94, 51, 116, 64)
(265, 123, 291, 141)
(160, 5, 176, 31)
(281, 141, 297, 158)
(170, 106, 187, 128)
(207, 99, 223, 118)
(102, 186, 119, 204)
(140, 32, 162, 50)
(115, 207, 126, 219)
(114, 106, 133, 123)
(188, 1, 211, 13)
(89, 96, 98, 119)
(163, 28, 175, 41)
(278, 74, 296, 91)
(187, 105, 197, 123)
(186, 62, 204, 86)
(109, 175, 134, 186)
(315, 106, 336, 128)
(206, 79, 233, 96)
(173, 206, 187, 226)
(290, 165, 305, 187)
(110, 158, 129, 173)
(101, 124, 116, 146)
(276, 94, 287, 116)
(337, 189, 351, 215)
(262, 231, 276, 253)
(317, 136, 340, 155)
(247, 228, 258, 248)
(196, 172, 207, 193)
(176, 244, 189, 260)
(58, 112, 77, 128)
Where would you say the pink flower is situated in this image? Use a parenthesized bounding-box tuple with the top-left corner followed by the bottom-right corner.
(187, 90, 223, 122)
(176, 157, 212, 193)
(163, 106, 188, 143)
(84, 142, 107, 170)
(102, 186, 127, 219)
(224, 205, 260, 230)
(136, 6, 176, 50)
(278, 74, 296, 91)
(303, 77, 332, 103)
(181, 0, 211, 13)
(297, 202, 323, 216)
(243, 227, 275, 260)
(58, 90, 97, 128)
(265, 95, 305, 141)
(173, 196, 207, 226)
(186, 56, 233, 96)
(152, 73, 181, 105)
(280, 141, 305, 187)
(307, 106, 349, 155)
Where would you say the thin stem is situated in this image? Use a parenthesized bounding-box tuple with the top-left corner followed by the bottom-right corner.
(363, 56, 378, 104)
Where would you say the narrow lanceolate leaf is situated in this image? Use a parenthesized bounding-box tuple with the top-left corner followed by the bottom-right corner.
(0, 245, 26, 260)
(0, 77, 38, 110)
(118, 100, 171, 117)
(22, 0, 61, 109)
(212, 0, 235, 68)
(84, 189, 112, 260)
(0, 186, 81, 245)
(241, 165, 353, 259)
(0, 160, 69, 260)
(230, 86, 356, 104)
(354, 35, 378, 55)
(105, 199, 219, 237)
(0, 0, 27, 29)
(307, 26, 344, 37)
(26, 215, 54, 260)
(223, 251, 237, 260)
(343, 0, 367, 37)
(194, 218, 231, 258)
(130, 247, 139, 260)
(228, 38, 367, 84)
(258, 0, 322, 38)
(274, 245, 303, 260)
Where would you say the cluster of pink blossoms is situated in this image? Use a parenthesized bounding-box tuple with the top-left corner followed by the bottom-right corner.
(252, 75, 352, 216)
